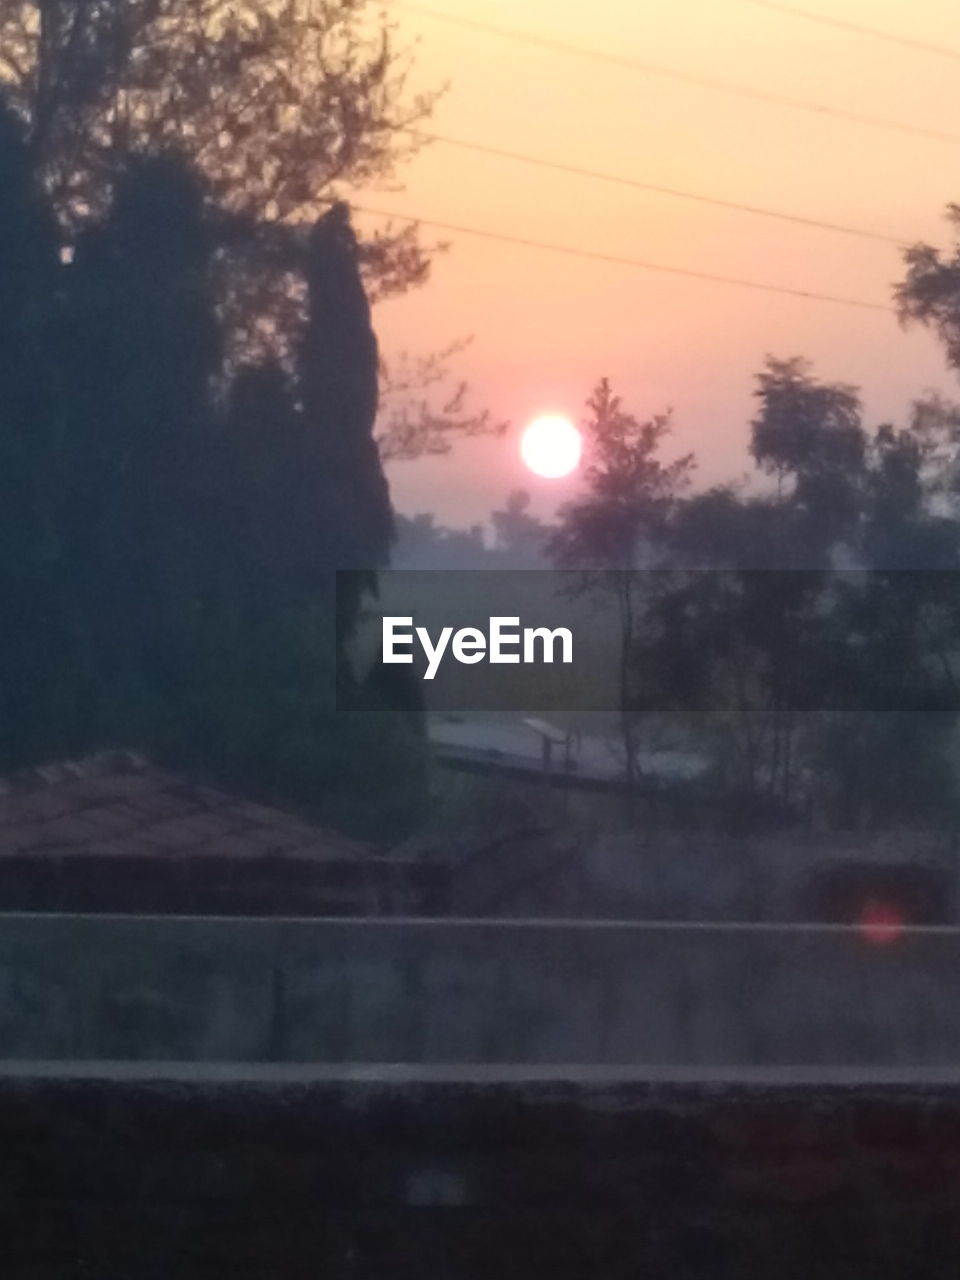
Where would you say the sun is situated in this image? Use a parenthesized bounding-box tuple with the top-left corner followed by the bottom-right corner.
(520, 414, 582, 479)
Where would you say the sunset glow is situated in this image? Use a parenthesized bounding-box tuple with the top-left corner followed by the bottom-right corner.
(520, 414, 583, 479)
(379, 0, 959, 525)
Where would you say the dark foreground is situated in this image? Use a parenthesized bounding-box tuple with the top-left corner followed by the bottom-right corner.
(1, 1070, 958, 1278)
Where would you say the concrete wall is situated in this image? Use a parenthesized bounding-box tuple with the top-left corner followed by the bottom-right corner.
(0, 913, 957, 1067)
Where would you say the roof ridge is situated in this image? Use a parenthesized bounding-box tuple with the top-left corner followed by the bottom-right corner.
(0, 750, 150, 796)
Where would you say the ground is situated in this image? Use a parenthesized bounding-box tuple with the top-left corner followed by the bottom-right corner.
(1, 1070, 958, 1278)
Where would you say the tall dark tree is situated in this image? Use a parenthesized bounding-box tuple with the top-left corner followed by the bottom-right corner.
(0, 103, 58, 578)
(0, 0, 508, 466)
(750, 356, 866, 565)
(298, 202, 393, 643)
(195, 201, 423, 834)
(549, 379, 694, 808)
(550, 380, 693, 573)
(0, 103, 65, 763)
(0, 0, 450, 417)
(0, 73, 426, 834)
(54, 154, 220, 747)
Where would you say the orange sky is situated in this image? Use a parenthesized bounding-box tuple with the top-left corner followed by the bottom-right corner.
(364, 0, 960, 527)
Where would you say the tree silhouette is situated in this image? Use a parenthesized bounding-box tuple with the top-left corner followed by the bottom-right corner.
(750, 356, 866, 565)
(51, 152, 220, 752)
(0, 102, 66, 764)
(898, 205, 960, 374)
(0, 0, 438, 229)
(298, 201, 393, 645)
(489, 490, 549, 566)
(0, 91, 425, 835)
(377, 340, 508, 464)
(0, 0, 443, 389)
(662, 356, 960, 825)
(549, 379, 694, 810)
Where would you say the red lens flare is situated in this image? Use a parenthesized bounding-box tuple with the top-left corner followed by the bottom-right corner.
(858, 899, 905, 946)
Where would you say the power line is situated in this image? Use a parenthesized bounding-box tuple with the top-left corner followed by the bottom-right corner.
(396, 3, 960, 147)
(734, 0, 960, 62)
(411, 128, 907, 247)
(352, 203, 890, 311)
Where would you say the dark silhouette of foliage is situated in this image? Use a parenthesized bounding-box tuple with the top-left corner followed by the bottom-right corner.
(377, 340, 509, 463)
(553, 355, 960, 828)
(53, 154, 220, 751)
(0, 94, 424, 837)
(0, 0, 454, 424)
(897, 205, 960, 372)
(750, 356, 866, 565)
(550, 379, 693, 573)
(392, 512, 491, 569)
(549, 380, 694, 811)
(300, 204, 393, 575)
(0, 0, 506, 470)
(0, 101, 68, 764)
(490, 489, 550, 566)
(861, 397, 960, 569)
(0, 0, 438, 232)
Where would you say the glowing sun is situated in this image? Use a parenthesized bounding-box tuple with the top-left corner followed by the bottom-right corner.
(520, 414, 582, 479)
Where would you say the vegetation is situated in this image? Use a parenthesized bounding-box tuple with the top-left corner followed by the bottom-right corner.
(6, 4, 960, 842)
(542, 357, 960, 829)
(0, 78, 428, 838)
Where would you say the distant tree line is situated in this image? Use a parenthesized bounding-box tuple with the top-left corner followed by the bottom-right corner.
(393, 489, 553, 569)
(550, 351, 960, 830)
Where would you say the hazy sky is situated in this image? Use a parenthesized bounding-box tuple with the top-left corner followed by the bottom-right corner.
(363, 0, 960, 527)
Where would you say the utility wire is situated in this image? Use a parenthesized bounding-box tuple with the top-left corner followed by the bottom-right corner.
(352, 203, 891, 311)
(411, 128, 907, 247)
(395, 3, 960, 147)
(734, 0, 960, 62)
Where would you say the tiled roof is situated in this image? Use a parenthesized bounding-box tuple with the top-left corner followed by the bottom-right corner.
(0, 750, 370, 864)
